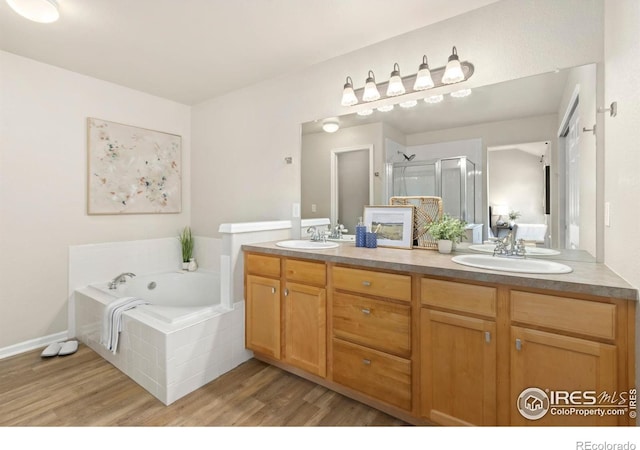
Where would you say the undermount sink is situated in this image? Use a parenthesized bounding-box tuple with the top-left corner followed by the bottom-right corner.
(451, 254, 572, 274)
(276, 240, 339, 250)
(468, 244, 561, 256)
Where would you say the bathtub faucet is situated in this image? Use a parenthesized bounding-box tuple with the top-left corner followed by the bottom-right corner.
(108, 272, 136, 289)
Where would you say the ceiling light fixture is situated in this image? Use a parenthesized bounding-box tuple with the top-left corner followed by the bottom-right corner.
(413, 55, 435, 91)
(386, 63, 406, 97)
(341, 46, 472, 107)
(442, 46, 465, 84)
(341, 76, 358, 107)
(6, 0, 59, 23)
(322, 118, 340, 133)
(362, 70, 381, 102)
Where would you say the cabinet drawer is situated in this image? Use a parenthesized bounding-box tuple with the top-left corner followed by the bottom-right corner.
(285, 259, 326, 285)
(246, 253, 280, 278)
(332, 266, 411, 302)
(421, 278, 496, 318)
(511, 291, 616, 340)
(333, 292, 410, 357)
(332, 338, 411, 411)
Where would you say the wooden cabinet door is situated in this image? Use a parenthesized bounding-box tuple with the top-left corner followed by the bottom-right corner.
(421, 309, 497, 426)
(246, 275, 281, 359)
(284, 282, 326, 377)
(510, 326, 617, 426)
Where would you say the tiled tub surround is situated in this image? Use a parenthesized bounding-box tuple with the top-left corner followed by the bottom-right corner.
(69, 236, 249, 405)
(75, 277, 250, 405)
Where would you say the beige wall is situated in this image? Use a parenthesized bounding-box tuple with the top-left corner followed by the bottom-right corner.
(0, 51, 191, 349)
(604, 0, 640, 290)
(191, 0, 604, 239)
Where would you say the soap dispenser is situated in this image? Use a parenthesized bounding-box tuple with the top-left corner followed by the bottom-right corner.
(355, 217, 366, 248)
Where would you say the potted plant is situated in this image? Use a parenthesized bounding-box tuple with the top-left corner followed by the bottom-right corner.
(425, 214, 467, 254)
(179, 226, 194, 270)
(508, 210, 521, 227)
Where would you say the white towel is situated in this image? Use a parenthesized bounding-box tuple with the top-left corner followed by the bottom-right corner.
(101, 296, 150, 354)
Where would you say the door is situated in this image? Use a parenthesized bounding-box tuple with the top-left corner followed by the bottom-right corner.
(511, 326, 617, 426)
(331, 146, 373, 233)
(421, 309, 497, 426)
(246, 275, 281, 359)
(284, 282, 326, 377)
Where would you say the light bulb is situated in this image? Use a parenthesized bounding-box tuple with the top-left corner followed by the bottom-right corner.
(386, 63, 405, 97)
(362, 70, 381, 102)
(413, 55, 434, 91)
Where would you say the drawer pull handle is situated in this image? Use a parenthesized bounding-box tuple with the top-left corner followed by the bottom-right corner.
(362, 281, 372, 287)
(485, 331, 491, 343)
(515, 338, 522, 351)
(271, 287, 276, 294)
(362, 359, 371, 365)
(361, 308, 371, 315)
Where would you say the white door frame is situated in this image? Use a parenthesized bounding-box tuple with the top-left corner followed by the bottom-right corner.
(330, 145, 374, 226)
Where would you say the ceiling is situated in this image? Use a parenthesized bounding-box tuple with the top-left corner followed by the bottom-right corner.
(0, 0, 499, 105)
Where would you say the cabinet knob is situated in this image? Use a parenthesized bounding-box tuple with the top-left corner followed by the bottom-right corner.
(361, 308, 371, 315)
(362, 280, 371, 287)
(515, 338, 522, 351)
(485, 331, 491, 343)
(362, 358, 371, 365)
(284, 288, 289, 297)
(271, 287, 276, 294)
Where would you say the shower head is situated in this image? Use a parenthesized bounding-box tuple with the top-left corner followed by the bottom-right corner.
(404, 153, 416, 161)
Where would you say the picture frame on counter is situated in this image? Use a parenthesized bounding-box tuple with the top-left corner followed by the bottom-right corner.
(363, 205, 414, 249)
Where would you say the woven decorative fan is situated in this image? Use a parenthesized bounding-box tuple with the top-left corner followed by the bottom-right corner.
(389, 196, 443, 249)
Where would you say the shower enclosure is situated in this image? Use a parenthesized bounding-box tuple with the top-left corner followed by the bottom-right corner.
(386, 156, 477, 223)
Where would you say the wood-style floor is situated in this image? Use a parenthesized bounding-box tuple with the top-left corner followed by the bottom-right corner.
(0, 344, 406, 426)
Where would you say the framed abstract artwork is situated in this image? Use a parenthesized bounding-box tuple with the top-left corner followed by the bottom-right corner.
(87, 118, 182, 214)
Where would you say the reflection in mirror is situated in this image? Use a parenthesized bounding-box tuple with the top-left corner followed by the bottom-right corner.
(301, 64, 598, 261)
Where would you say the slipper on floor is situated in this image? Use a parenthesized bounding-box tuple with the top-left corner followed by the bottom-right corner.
(58, 340, 78, 356)
(41, 342, 63, 358)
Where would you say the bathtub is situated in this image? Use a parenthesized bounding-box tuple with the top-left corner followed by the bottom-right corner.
(74, 270, 252, 405)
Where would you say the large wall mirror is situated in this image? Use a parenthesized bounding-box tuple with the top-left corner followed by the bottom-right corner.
(301, 63, 598, 261)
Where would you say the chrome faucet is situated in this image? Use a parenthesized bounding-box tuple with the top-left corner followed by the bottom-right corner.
(108, 272, 136, 289)
(328, 223, 346, 239)
(307, 226, 327, 242)
(493, 231, 526, 258)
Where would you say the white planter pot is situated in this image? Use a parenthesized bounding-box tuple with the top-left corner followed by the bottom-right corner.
(437, 239, 453, 254)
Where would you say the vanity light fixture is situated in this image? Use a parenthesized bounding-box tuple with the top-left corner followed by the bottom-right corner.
(322, 118, 340, 133)
(362, 70, 381, 102)
(386, 63, 406, 97)
(341, 46, 473, 107)
(450, 88, 472, 98)
(357, 108, 374, 116)
(377, 104, 394, 112)
(424, 94, 444, 104)
(413, 55, 435, 91)
(399, 99, 418, 108)
(341, 76, 358, 107)
(442, 46, 465, 84)
(6, 0, 59, 23)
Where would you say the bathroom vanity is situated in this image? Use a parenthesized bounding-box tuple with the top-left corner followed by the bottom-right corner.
(242, 242, 637, 426)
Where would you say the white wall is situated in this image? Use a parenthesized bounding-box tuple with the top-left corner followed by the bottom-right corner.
(604, 0, 640, 290)
(0, 51, 191, 349)
(191, 0, 604, 240)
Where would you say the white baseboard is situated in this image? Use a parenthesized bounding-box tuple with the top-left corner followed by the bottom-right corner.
(0, 330, 69, 360)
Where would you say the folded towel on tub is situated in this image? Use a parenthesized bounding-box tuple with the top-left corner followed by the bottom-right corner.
(101, 296, 150, 354)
